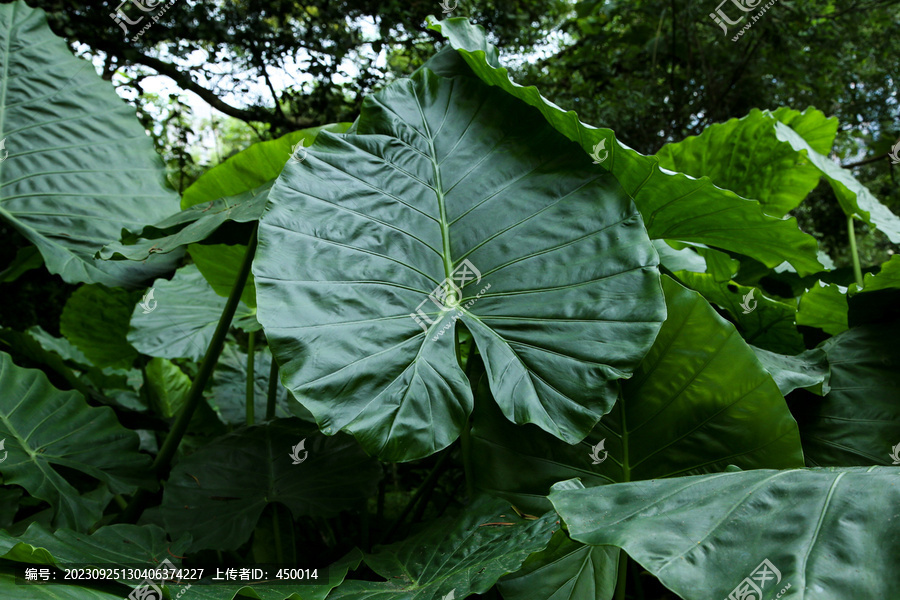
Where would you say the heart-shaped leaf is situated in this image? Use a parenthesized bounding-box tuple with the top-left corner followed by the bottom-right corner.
(254, 68, 665, 462)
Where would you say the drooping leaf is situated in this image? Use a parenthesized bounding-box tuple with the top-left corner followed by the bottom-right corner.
(549, 467, 900, 600)
(790, 321, 900, 466)
(190, 243, 257, 308)
(427, 18, 822, 276)
(100, 183, 270, 262)
(328, 496, 556, 600)
(673, 271, 805, 354)
(160, 418, 380, 551)
(656, 108, 831, 217)
(472, 276, 803, 513)
(0, 0, 181, 287)
(751, 346, 830, 396)
(774, 121, 900, 243)
(182, 124, 351, 209)
(254, 68, 665, 462)
(59, 284, 141, 370)
(796, 281, 849, 335)
(0, 352, 153, 529)
(127, 265, 257, 361)
(497, 530, 619, 600)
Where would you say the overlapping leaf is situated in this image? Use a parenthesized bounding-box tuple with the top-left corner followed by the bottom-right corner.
(254, 68, 665, 461)
(0, 1, 180, 287)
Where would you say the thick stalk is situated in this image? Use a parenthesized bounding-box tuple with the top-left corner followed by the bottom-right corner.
(614, 551, 629, 600)
(460, 336, 478, 499)
(847, 215, 864, 288)
(246, 330, 256, 425)
(119, 226, 258, 523)
(266, 356, 279, 419)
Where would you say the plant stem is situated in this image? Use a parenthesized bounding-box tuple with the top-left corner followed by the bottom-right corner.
(460, 336, 478, 499)
(614, 551, 629, 600)
(272, 503, 285, 565)
(382, 449, 452, 543)
(266, 356, 279, 419)
(118, 226, 258, 523)
(847, 215, 864, 288)
(246, 330, 256, 425)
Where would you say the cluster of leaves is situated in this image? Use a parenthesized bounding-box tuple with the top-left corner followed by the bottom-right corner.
(1, 3, 899, 599)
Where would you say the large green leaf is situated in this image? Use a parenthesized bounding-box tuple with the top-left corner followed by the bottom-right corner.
(160, 418, 380, 551)
(127, 265, 257, 361)
(549, 467, 900, 600)
(0, 1, 180, 287)
(497, 530, 618, 600)
(790, 321, 900, 466)
(0, 352, 153, 529)
(328, 496, 556, 600)
(656, 108, 832, 217)
(182, 125, 351, 209)
(427, 18, 822, 276)
(254, 68, 665, 462)
(674, 271, 805, 354)
(774, 121, 900, 243)
(472, 276, 803, 513)
(59, 284, 141, 369)
(145, 357, 191, 418)
(855, 253, 900, 292)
